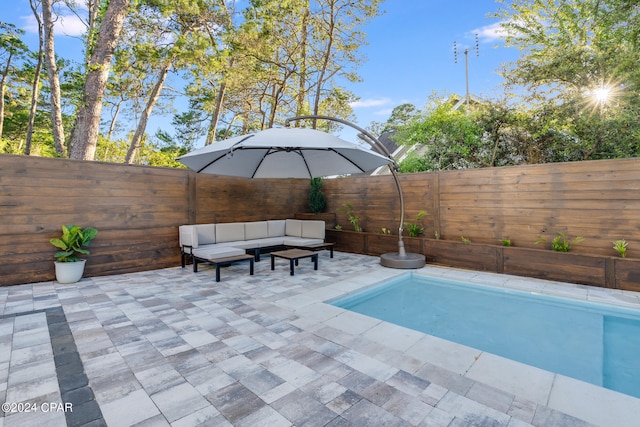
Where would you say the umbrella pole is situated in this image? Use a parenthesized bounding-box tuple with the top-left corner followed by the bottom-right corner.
(285, 115, 424, 268)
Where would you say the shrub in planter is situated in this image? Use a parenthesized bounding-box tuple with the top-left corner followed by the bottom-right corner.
(309, 178, 326, 214)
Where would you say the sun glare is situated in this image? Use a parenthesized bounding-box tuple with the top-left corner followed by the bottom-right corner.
(582, 82, 620, 115)
(592, 86, 611, 105)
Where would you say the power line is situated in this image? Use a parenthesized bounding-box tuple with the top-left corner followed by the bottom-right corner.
(453, 34, 479, 108)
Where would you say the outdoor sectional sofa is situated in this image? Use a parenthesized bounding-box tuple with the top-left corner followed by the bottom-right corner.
(179, 219, 326, 269)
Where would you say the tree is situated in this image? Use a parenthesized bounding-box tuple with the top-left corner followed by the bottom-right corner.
(495, 0, 640, 160)
(41, 0, 69, 156)
(309, 0, 382, 127)
(69, 0, 130, 160)
(497, 0, 639, 98)
(395, 97, 487, 171)
(0, 22, 28, 140)
(24, 0, 45, 155)
(368, 103, 418, 136)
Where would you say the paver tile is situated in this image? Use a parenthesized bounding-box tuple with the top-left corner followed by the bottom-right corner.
(2, 254, 637, 427)
(150, 382, 210, 422)
(99, 389, 160, 426)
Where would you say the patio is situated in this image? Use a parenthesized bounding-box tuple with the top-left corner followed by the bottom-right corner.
(3, 251, 640, 427)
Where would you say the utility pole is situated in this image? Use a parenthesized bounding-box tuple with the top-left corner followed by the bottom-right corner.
(454, 34, 479, 108)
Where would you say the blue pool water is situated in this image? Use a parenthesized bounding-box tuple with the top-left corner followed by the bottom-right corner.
(330, 273, 640, 398)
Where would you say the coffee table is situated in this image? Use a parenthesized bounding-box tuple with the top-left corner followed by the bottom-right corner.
(194, 253, 255, 282)
(270, 249, 318, 276)
(285, 242, 335, 258)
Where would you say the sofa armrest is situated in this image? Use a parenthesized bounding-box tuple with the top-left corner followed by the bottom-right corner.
(179, 225, 199, 249)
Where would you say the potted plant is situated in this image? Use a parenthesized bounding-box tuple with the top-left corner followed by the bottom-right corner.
(50, 225, 98, 283)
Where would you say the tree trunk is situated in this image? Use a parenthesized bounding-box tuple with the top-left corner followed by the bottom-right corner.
(207, 81, 227, 145)
(296, 4, 309, 117)
(125, 63, 170, 164)
(312, 3, 335, 129)
(106, 99, 123, 141)
(42, 0, 67, 157)
(70, 0, 130, 160)
(0, 51, 11, 140)
(268, 84, 281, 128)
(25, 0, 45, 155)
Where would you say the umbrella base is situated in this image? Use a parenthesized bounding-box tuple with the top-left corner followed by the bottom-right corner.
(380, 252, 426, 269)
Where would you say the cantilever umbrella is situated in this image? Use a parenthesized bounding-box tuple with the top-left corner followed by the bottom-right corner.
(176, 127, 393, 178)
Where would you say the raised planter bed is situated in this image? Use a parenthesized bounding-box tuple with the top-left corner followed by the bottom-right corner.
(325, 229, 640, 291)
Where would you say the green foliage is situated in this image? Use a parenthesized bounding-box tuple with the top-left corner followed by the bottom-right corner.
(398, 152, 434, 173)
(337, 202, 362, 232)
(535, 232, 584, 252)
(404, 210, 427, 237)
(613, 240, 628, 258)
(334, 224, 342, 231)
(50, 225, 98, 262)
(500, 238, 512, 246)
(493, 0, 640, 161)
(387, 1, 640, 172)
(461, 236, 471, 244)
(309, 177, 326, 213)
(395, 96, 485, 170)
(94, 134, 189, 168)
(381, 227, 391, 235)
(368, 103, 418, 136)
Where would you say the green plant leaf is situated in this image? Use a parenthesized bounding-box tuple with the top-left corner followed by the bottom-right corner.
(49, 238, 69, 250)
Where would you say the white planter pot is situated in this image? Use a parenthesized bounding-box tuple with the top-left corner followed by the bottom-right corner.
(54, 259, 87, 284)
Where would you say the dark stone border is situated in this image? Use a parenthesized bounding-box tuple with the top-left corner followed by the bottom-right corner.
(2, 307, 106, 427)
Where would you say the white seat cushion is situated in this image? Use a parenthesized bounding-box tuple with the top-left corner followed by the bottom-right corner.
(236, 237, 286, 249)
(283, 237, 324, 246)
(192, 246, 245, 260)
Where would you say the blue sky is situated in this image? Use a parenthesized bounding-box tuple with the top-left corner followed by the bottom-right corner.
(5, 0, 517, 145)
(349, 0, 516, 129)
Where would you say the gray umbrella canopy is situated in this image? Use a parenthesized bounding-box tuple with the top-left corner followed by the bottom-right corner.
(177, 127, 392, 178)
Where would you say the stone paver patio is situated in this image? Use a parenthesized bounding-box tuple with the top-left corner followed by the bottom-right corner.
(2, 251, 640, 427)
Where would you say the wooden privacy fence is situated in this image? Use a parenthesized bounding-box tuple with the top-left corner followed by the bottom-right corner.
(324, 157, 640, 258)
(2, 154, 640, 287)
(0, 155, 309, 286)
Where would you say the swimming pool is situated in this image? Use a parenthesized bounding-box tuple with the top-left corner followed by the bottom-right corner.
(330, 272, 640, 399)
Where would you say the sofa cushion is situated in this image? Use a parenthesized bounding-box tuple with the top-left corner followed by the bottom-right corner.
(301, 220, 325, 239)
(253, 236, 286, 248)
(225, 240, 261, 250)
(216, 223, 245, 243)
(192, 245, 245, 260)
(283, 237, 324, 246)
(196, 224, 216, 246)
(245, 221, 269, 240)
(285, 219, 303, 237)
(268, 220, 286, 237)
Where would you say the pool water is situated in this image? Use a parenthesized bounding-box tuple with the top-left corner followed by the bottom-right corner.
(330, 273, 640, 398)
